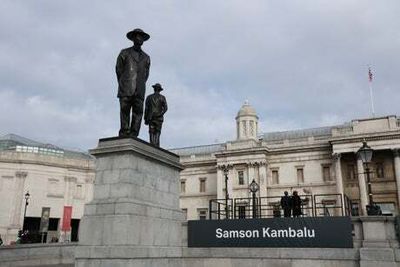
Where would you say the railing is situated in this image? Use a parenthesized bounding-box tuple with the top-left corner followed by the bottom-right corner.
(209, 198, 233, 220)
(251, 195, 313, 218)
(314, 194, 344, 216)
(209, 193, 354, 220)
(233, 197, 260, 219)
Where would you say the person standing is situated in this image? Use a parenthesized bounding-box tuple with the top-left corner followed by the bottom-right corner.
(116, 28, 151, 137)
(144, 83, 168, 147)
(280, 191, 292, 217)
(292, 191, 302, 217)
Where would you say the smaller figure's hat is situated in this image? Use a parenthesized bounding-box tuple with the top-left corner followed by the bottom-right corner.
(152, 83, 163, 91)
(126, 28, 150, 41)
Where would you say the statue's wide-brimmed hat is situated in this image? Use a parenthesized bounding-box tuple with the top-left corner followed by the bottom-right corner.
(126, 28, 150, 41)
(152, 83, 163, 91)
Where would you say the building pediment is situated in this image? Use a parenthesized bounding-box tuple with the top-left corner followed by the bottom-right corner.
(330, 131, 400, 154)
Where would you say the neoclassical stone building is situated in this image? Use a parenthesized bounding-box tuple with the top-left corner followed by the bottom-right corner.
(0, 134, 95, 244)
(2, 104, 400, 242)
(172, 102, 400, 220)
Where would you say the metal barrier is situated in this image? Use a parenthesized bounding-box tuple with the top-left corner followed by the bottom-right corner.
(209, 198, 233, 220)
(257, 195, 314, 218)
(344, 194, 354, 216)
(314, 194, 344, 216)
(210, 193, 355, 220)
(230, 195, 313, 219)
(233, 197, 260, 219)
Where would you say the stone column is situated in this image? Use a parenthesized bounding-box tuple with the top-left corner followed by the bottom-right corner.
(60, 176, 76, 242)
(227, 167, 234, 199)
(333, 153, 344, 214)
(217, 164, 232, 200)
(258, 161, 268, 217)
(217, 164, 233, 219)
(216, 166, 224, 200)
(333, 153, 344, 195)
(357, 156, 368, 216)
(259, 161, 268, 198)
(247, 162, 255, 185)
(10, 171, 28, 227)
(64, 176, 77, 206)
(392, 149, 400, 206)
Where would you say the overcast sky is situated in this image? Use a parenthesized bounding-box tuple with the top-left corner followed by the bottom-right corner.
(1, 1, 399, 151)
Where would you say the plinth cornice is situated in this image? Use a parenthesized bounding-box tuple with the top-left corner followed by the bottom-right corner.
(90, 137, 184, 171)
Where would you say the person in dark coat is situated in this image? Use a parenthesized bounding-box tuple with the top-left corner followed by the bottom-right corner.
(116, 28, 151, 137)
(291, 191, 302, 217)
(144, 83, 168, 147)
(280, 191, 292, 217)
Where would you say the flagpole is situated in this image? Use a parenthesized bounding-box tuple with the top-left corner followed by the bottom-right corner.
(369, 81, 375, 117)
(368, 67, 375, 118)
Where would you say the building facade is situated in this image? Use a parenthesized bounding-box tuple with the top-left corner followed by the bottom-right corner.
(2, 103, 400, 242)
(0, 134, 95, 244)
(172, 102, 400, 220)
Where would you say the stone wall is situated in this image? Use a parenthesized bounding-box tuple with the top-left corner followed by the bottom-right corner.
(0, 243, 75, 267)
(1, 216, 400, 267)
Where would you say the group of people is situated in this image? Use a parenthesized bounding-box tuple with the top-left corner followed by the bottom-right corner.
(280, 191, 302, 217)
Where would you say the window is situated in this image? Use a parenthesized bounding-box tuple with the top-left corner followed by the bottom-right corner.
(272, 170, 279, 184)
(238, 170, 244, 185)
(181, 209, 188, 220)
(351, 202, 360, 216)
(249, 121, 254, 136)
(48, 218, 59, 231)
(180, 180, 186, 193)
(199, 178, 206, 193)
(377, 202, 395, 215)
(347, 164, 356, 180)
(322, 165, 331, 181)
(297, 168, 304, 183)
(198, 209, 208, 220)
(376, 163, 384, 178)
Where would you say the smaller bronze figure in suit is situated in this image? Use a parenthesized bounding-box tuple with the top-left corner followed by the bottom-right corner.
(144, 83, 168, 147)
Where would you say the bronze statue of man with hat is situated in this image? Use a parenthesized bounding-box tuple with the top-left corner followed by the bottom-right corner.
(144, 83, 168, 147)
(116, 28, 151, 137)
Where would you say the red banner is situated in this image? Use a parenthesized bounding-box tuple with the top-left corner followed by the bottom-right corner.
(61, 206, 72, 231)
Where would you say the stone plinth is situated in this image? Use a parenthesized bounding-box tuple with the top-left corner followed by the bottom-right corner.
(75, 137, 184, 267)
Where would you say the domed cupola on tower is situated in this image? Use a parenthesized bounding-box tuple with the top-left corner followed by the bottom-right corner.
(236, 100, 259, 140)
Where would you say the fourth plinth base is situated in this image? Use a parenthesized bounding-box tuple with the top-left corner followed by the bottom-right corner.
(75, 137, 185, 267)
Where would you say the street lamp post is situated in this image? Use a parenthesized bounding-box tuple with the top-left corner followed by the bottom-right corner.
(249, 179, 259, 218)
(22, 191, 30, 231)
(357, 141, 381, 215)
(223, 168, 229, 219)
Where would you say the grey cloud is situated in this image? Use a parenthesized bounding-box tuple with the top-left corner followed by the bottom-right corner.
(0, 0, 399, 150)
